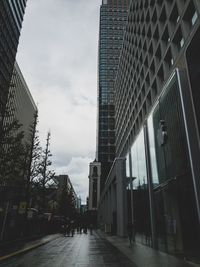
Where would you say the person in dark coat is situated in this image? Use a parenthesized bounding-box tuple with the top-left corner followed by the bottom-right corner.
(127, 221, 133, 247)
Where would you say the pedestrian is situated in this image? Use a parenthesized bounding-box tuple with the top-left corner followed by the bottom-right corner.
(70, 221, 75, 237)
(61, 224, 66, 236)
(66, 224, 71, 237)
(127, 221, 133, 247)
(89, 223, 93, 235)
(71, 227, 75, 237)
(83, 224, 87, 234)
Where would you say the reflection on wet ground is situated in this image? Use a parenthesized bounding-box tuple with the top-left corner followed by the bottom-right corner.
(0, 232, 136, 267)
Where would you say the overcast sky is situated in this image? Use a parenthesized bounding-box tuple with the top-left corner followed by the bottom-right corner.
(17, 0, 102, 203)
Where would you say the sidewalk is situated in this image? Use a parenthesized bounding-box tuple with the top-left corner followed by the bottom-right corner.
(0, 233, 61, 262)
(98, 231, 200, 267)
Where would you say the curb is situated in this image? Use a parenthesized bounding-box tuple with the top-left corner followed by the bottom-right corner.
(0, 234, 61, 262)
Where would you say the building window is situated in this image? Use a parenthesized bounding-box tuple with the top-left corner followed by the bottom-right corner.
(192, 11, 198, 25)
(129, 128, 151, 245)
(147, 111, 159, 188)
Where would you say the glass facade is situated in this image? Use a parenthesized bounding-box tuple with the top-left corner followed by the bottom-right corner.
(131, 129, 147, 189)
(114, 0, 200, 261)
(8, 0, 26, 32)
(186, 26, 200, 145)
(97, 0, 129, 190)
(130, 129, 151, 245)
(125, 72, 200, 259)
(0, 0, 27, 127)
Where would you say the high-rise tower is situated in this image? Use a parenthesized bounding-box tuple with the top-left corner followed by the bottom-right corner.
(98, 0, 200, 259)
(97, 0, 130, 191)
(0, 0, 27, 127)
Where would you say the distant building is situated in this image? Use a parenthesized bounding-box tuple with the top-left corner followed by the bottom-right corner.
(88, 159, 101, 210)
(80, 204, 87, 215)
(54, 175, 80, 213)
(97, 0, 130, 192)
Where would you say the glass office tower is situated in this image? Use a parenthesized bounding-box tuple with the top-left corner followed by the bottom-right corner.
(97, 0, 130, 191)
(0, 0, 27, 124)
(114, 0, 200, 260)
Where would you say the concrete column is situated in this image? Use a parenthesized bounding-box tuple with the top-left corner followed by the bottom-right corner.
(116, 158, 127, 237)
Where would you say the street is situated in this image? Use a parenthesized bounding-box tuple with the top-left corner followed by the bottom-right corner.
(0, 232, 136, 267)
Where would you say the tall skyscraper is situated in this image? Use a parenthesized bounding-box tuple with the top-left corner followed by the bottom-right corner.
(0, 0, 27, 126)
(98, 0, 200, 261)
(97, 0, 130, 191)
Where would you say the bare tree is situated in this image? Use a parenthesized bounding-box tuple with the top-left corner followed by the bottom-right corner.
(24, 110, 43, 208)
(37, 131, 55, 211)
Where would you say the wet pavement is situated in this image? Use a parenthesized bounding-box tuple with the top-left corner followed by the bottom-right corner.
(0, 232, 137, 267)
(103, 235, 199, 267)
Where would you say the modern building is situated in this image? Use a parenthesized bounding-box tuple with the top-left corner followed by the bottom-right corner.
(98, 0, 200, 261)
(0, 62, 36, 194)
(0, 1, 27, 125)
(8, 62, 37, 142)
(97, 0, 130, 191)
(0, 61, 36, 240)
(53, 175, 80, 212)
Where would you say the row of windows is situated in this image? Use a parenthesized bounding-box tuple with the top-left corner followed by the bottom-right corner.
(98, 1, 129, 160)
(0, 2, 19, 43)
(115, 0, 199, 156)
(0, 2, 25, 116)
(9, 0, 24, 31)
(116, 0, 198, 118)
(0, 12, 18, 59)
(98, 129, 115, 137)
(100, 39, 124, 44)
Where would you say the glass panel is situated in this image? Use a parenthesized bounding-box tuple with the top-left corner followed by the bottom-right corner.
(131, 143, 137, 189)
(126, 153, 130, 178)
(136, 130, 147, 187)
(147, 112, 159, 188)
(192, 11, 197, 25)
(147, 73, 200, 259)
(130, 129, 151, 246)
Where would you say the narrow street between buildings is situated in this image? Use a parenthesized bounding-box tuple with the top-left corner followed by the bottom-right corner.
(0, 231, 199, 267)
(0, 232, 135, 267)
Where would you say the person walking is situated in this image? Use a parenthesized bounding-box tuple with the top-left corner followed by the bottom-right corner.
(127, 221, 133, 247)
(70, 221, 75, 237)
(89, 224, 93, 235)
(66, 224, 71, 237)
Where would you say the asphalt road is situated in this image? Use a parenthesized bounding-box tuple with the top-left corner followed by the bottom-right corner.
(0, 232, 137, 267)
